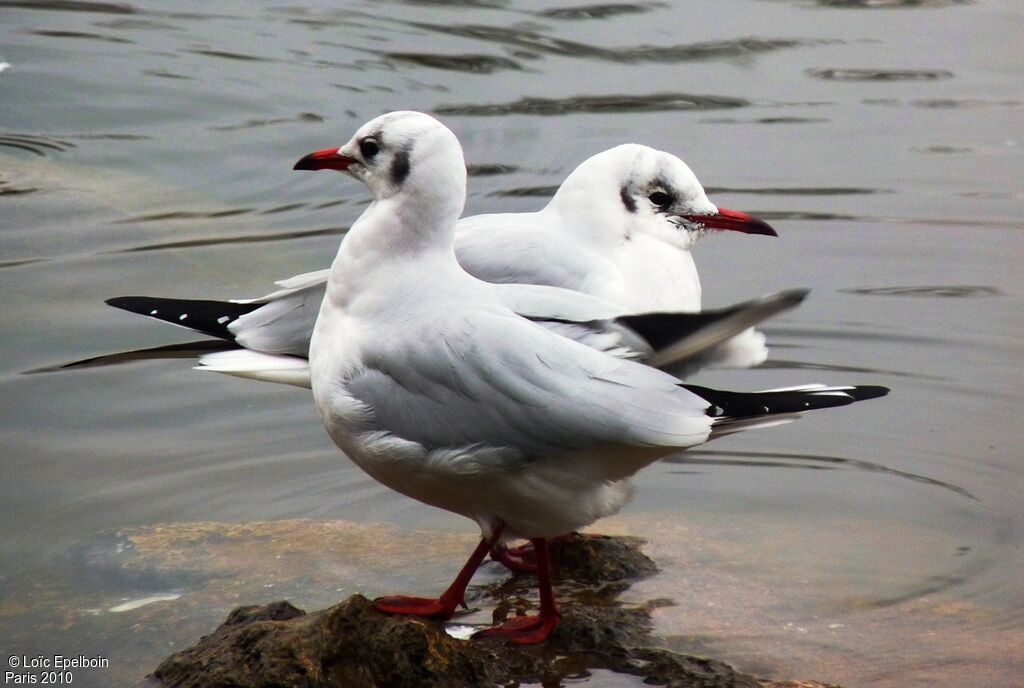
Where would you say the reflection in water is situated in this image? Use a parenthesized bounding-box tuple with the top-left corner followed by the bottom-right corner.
(672, 450, 976, 500)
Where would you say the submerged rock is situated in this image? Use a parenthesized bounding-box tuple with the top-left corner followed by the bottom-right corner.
(153, 535, 841, 688)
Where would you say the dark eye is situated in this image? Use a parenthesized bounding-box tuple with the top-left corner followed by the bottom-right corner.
(648, 191, 671, 207)
(359, 138, 380, 159)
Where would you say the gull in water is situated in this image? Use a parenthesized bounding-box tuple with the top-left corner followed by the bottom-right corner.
(298, 110, 887, 644)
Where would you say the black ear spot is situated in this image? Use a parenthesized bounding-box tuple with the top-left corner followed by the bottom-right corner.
(390, 149, 411, 186)
(620, 186, 637, 213)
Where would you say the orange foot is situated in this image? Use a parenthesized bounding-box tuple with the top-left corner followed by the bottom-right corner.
(473, 613, 560, 645)
(373, 595, 459, 620)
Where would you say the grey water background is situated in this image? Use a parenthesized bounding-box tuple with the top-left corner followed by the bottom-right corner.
(0, 0, 1022, 685)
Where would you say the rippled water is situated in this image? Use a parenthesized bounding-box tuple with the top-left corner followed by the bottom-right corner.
(1, 1, 1021, 686)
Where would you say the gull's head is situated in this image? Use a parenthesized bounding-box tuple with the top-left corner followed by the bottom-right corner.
(548, 144, 776, 251)
(293, 111, 466, 208)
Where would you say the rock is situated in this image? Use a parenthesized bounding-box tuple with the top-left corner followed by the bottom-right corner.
(153, 535, 842, 688)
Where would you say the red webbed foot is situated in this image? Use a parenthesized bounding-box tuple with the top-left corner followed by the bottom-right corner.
(373, 595, 460, 620)
(473, 612, 560, 645)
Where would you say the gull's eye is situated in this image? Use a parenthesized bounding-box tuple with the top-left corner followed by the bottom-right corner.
(648, 191, 671, 207)
(359, 138, 380, 159)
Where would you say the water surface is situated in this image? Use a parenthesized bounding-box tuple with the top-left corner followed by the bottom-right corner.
(1, 1, 1022, 686)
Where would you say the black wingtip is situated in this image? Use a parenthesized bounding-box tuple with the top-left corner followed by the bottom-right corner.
(684, 383, 890, 419)
(843, 385, 890, 401)
(105, 295, 262, 341)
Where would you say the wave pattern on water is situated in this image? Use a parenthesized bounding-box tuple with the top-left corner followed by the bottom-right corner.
(406, 20, 826, 64)
(674, 450, 976, 500)
(706, 186, 891, 196)
(29, 29, 133, 43)
(436, 92, 750, 116)
(0, 133, 75, 156)
(840, 285, 1002, 298)
(210, 112, 324, 132)
(0, 0, 135, 14)
(382, 52, 524, 74)
(811, 0, 971, 7)
(109, 226, 345, 254)
(538, 3, 662, 20)
(489, 184, 559, 198)
(807, 67, 954, 81)
(467, 163, 520, 177)
(0, 172, 37, 196)
(701, 116, 830, 125)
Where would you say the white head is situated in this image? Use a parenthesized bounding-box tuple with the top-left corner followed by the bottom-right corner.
(546, 144, 776, 251)
(294, 111, 467, 222)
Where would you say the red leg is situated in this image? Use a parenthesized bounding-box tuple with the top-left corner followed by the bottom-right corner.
(374, 523, 503, 620)
(474, 537, 560, 644)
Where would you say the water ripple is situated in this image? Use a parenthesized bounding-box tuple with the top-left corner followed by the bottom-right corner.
(407, 20, 826, 64)
(467, 163, 520, 177)
(811, 0, 970, 7)
(672, 450, 976, 500)
(701, 116, 830, 125)
(759, 358, 944, 381)
(0, 133, 75, 156)
(0, 0, 135, 14)
(28, 29, 133, 43)
(108, 226, 344, 254)
(538, 3, 662, 20)
(116, 208, 256, 224)
(188, 48, 274, 63)
(911, 98, 1021, 109)
(436, 92, 749, 116)
(706, 186, 890, 196)
(808, 67, 954, 81)
(840, 285, 1002, 298)
(0, 171, 37, 196)
(489, 184, 560, 198)
(142, 69, 193, 80)
(209, 112, 323, 132)
(383, 52, 523, 74)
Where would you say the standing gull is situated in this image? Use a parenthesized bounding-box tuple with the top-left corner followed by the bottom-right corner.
(303, 111, 886, 644)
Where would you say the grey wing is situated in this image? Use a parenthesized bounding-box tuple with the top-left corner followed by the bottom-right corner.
(229, 279, 326, 355)
(454, 213, 621, 296)
(345, 310, 712, 461)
